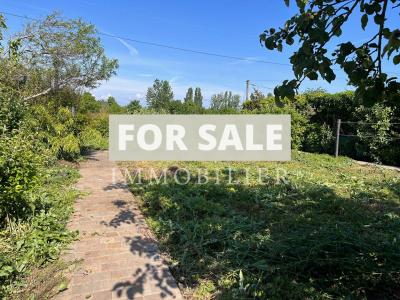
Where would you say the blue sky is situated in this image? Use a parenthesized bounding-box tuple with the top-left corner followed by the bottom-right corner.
(2, 0, 399, 106)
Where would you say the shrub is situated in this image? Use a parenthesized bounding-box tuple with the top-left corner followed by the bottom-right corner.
(0, 134, 46, 224)
(243, 97, 308, 149)
(0, 165, 79, 298)
(0, 84, 25, 134)
(303, 123, 335, 153)
(51, 134, 80, 161)
(354, 104, 393, 163)
(79, 127, 108, 151)
(90, 112, 109, 137)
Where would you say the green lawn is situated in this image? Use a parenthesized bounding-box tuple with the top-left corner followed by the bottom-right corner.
(122, 152, 400, 299)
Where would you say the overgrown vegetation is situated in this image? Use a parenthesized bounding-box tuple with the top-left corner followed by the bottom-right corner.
(124, 153, 400, 299)
(0, 13, 117, 298)
(243, 88, 400, 166)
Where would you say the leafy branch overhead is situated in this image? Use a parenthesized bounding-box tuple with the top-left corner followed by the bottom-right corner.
(261, 0, 400, 105)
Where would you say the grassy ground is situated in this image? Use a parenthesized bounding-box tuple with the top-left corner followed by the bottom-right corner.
(121, 152, 400, 299)
(0, 163, 80, 299)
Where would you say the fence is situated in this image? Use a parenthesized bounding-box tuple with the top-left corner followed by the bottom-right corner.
(335, 119, 400, 157)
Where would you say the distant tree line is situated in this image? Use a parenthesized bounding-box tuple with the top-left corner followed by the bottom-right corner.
(142, 78, 242, 114)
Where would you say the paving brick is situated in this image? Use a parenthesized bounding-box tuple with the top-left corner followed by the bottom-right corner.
(53, 151, 182, 300)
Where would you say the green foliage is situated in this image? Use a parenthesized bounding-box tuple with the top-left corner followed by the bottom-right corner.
(23, 102, 109, 160)
(0, 134, 46, 224)
(304, 90, 357, 126)
(125, 99, 142, 114)
(53, 134, 80, 161)
(25, 106, 80, 160)
(194, 87, 203, 107)
(243, 96, 308, 149)
(168, 100, 206, 114)
(184, 87, 193, 103)
(354, 103, 394, 162)
(127, 153, 400, 299)
(303, 123, 335, 153)
(78, 92, 101, 114)
(242, 89, 399, 165)
(0, 164, 79, 298)
(210, 91, 241, 111)
(79, 127, 108, 151)
(0, 14, 6, 44)
(89, 112, 109, 137)
(262, 0, 400, 105)
(0, 84, 25, 135)
(107, 96, 125, 114)
(13, 13, 118, 102)
(146, 79, 174, 111)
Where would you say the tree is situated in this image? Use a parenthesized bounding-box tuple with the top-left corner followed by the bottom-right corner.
(78, 92, 101, 113)
(210, 91, 241, 111)
(250, 88, 265, 101)
(194, 87, 203, 107)
(184, 87, 193, 103)
(126, 99, 142, 114)
(261, 0, 400, 106)
(107, 96, 125, 114)
(9, 13, 118, 102)
(146, 79, 174, 110)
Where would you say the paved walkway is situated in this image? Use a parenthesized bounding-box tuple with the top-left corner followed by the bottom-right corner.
(55, 151, 182, 300)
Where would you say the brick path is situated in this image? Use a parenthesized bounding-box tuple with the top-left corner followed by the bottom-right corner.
(55, 151, 182, 300)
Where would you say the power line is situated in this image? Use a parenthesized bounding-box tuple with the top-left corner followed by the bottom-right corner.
(98, 32, 291, 66)
(340, 134, 400, 140)
(0, 11, 290, 66)
(342, 121, 400, 125)
(250, 83, 275, 90)
(2, 10, 399, 76)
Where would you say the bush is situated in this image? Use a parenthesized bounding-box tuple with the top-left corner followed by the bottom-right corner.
(79, 127, 108, 151)
(0, 134, 46, 224)
(52, 134, 80, 161)
(243, 97, 308, 149)
(354, 104, 393, 163)
(24, 105, 108, 161)
(0, 165, 79, 298)
(303, 123, 335, 153)
(0, 84, 25, 134)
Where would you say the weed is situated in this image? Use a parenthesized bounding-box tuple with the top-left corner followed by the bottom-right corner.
(124, 151, 400, 299)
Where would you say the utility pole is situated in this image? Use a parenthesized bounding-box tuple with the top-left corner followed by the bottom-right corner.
(245, 80, 250, 101)
(335, 119, 341, 158)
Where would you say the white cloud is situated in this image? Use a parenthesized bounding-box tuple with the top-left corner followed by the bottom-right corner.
(138, 73, 154, 78)
(228, 56, 266, 65)
(170, 76, 182, 84)
(116, 38, 139, 57)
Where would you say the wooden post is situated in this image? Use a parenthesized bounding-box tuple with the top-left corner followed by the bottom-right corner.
(335, 119, 341, 158)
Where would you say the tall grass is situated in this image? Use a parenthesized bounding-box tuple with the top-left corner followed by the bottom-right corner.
(124, 152, 400, 299)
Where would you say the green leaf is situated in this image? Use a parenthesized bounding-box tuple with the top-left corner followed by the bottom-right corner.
(286, 36, 294, 45)
(284, 0, 290, 7)
(361, 14, 368, 30)
(265, 36, 275, 50)
(374, 14, 384, 25)
(307, 71, 318, 80)
(394, 54, 400, 65)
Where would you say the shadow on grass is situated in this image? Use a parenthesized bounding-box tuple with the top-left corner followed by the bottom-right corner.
(123, 171, 400, 299)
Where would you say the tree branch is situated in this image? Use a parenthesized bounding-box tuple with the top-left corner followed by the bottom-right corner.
(23, 87, 52, 101)
(377, 0, 389, 75)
